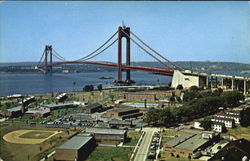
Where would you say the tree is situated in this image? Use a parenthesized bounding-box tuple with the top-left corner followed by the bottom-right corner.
(189, 85, 198, 91)
(97, 84, 103, 91)
(176, 84, 183, 90)
(240, 108, 250, 127)
(200, 118, 213, 130)
(83, 85, 94, 92)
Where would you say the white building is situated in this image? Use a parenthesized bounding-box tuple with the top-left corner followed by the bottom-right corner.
(211, 117, 235, 128)
(171, 70, 206, 89)
(215, 113, 241, 124)
(212, 122, 226, 133)
(193, 120, 204, 130)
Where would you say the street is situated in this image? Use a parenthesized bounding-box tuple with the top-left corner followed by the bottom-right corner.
(133, 127, 159, 161)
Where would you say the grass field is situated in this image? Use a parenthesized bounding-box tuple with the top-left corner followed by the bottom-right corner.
(158, 151, 202, 161)
(0, 124, 77, 161)
(19, 131, 54, 139)
(86, 146, 133, 161)
(123, 131, 142, 146)
(227, 125, 250, 140)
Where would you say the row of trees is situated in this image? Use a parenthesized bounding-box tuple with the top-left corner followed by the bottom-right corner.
(145, 91, 245, 126)
(83, 84, 102, 92)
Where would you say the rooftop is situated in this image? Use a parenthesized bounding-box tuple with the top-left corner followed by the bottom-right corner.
(42, 102, 74, 108)
(25, 109, 50, 114)
(165, 134, 194, 147)
(212, 116, 234, 122)
(112, 107, 139, 113)
(175, 134, 209, 152)
(86, 103, 102, 109)
(85, 128, 127, 135)
(7, 106, 22, 112)
(57, 136, 92, 150)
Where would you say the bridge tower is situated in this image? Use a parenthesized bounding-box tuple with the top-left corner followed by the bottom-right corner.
(44, 45, 53, 74)
(116, 26, 132, 84)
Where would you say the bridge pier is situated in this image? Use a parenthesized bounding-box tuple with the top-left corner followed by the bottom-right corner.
(116, 26, 133, 84)
(44, 45, 53, 74)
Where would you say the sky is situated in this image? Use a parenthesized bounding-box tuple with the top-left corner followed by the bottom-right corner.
(0, 1, 250, 63)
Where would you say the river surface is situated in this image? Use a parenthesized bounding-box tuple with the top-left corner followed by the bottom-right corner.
(1, 70, 249, 97)
(0, 71, 172, 96)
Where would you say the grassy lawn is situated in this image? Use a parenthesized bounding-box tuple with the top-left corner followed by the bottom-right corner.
(123, 131, 142, 146)
(227, 125, 250, 140)
(19, 131, 54, 139)
(158, 151, 202, 161)
(86, 146, 133, 161)
(0, 124, 76, 161)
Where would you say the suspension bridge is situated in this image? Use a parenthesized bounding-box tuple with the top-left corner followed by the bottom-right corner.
(37, 26, 250, 94)
(37, 26, 184, 84)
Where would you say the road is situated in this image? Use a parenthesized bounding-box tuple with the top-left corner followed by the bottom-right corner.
(133, 127, 159, 161)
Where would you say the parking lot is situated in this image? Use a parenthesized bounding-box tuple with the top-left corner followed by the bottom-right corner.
(148, 132, 161, 160)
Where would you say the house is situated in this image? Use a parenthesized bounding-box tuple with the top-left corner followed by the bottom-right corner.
(215, 112, 241, 124)
(79, 103, 102, 114)
(164, 132, 220, 158)
(55, 135, 96, 161)
(211, 117, 235, 128)
(208, 139, 250, 161)
(24, 109, 50, 118)
(85, 128, 127, 142)
(101, 106, 142, 120)
(41, 102, 75, 111)
(212, 122, 226, 133)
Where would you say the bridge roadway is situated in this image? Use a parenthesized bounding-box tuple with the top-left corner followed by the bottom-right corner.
(38, 61, 174, 76)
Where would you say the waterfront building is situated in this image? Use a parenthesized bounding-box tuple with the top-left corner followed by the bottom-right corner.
(56, 93, 67, 102)
(41, 102, 75, 111)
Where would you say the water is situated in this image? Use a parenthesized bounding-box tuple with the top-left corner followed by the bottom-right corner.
(0, 71, 172, 96)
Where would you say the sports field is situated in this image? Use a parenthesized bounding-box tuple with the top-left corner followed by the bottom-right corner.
(0, 124, 77, 161)
(3, 129, 61, 144)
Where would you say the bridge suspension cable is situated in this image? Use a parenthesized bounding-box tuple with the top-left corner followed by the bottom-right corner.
(52, 49, 67, 61)
(75, 31, 118, 61)
(121, 30, 174, 70)
(130, 31, 184, 70)
(81, 38, 118, 61)
(37, 50, 45, 66)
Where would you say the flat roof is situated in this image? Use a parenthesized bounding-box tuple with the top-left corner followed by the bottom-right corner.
(212, 117, 234, 122)
(175, 134, 209, 152)
(25, 110, 50, 114)
(8, 106, 22, 112)
(86, 103, 102, 109)
(165, 134, 194, 147)
(42, 102, 73, 108)
(112, 107, 138, 113)
(57, 136, 92, 150)
(85, 128, 126, 135)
